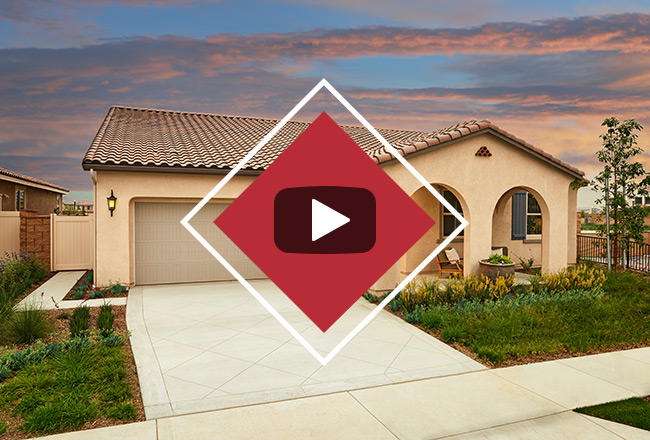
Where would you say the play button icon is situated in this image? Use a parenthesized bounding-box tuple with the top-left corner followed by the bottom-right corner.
(312, 199, 349, 241)
(214, 112, 435, 331)
(274, 186, 376, 254)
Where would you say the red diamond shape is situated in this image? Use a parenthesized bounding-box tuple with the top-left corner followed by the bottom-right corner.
(215, 112, 434, 331)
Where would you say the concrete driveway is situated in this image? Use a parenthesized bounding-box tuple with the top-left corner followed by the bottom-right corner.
(126, 280, 485, 418)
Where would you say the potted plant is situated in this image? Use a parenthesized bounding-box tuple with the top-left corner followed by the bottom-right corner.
(478, 253, 515, 281)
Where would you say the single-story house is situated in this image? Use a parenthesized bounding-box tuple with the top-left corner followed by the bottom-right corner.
(82, 106, 586, 288)
(0, 166, 68, 215)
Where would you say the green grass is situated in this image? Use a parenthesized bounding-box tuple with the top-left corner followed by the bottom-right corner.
(576, 397, 650, 431)
(0, 345, 137, 435)
(418, 271, 650, 365)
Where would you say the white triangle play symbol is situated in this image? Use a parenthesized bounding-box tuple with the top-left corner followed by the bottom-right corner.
(312, 199, 350, 241)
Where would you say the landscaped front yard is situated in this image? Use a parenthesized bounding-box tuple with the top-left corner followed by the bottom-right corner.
(0, 253, 143, 439)
(371, 264, 650, 366)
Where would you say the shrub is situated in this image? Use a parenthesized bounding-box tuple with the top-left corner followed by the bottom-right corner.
(68, 286, 85, 300)
(362, 292, 378, 303)
(0, 342, 64, 382)
(486, 254, 513, 264)
(421, 308, 444, 329)
(0, 252, 47, 304)
(404, 305, 425, 324)
(68, 272, 94, 300)
(96, 304, 115, 337)
(69, 306, 90, 338)
(517, 255, 536, 272)
(441, 323, 467, 342)
(108, 283, 127, 296)
(64, 337, 91, 352)
(88, 286, 108, 299)
(399, 274, 514, 309)
(97, 334, 126, 348)
(22, 396, 96, 434)
(529, 265, 606, 295)
(5, 305, 52, 344)
(398, 278, 441, 312)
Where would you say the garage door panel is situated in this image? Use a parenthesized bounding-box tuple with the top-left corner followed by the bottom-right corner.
(135, 202, 266, 285)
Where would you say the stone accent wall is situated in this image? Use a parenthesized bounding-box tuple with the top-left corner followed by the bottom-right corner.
(19, 209, 50, 269)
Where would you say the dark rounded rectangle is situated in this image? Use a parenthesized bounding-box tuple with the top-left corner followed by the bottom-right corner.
(274, 186, 376, 254)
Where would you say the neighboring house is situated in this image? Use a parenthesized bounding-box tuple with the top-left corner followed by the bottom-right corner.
(0, 166, 68, 215)
(83, 106, 586, 288)
(64, 200, 94, 213)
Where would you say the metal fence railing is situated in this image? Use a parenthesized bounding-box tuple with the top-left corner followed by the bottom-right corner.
(577, 234, 650, 272)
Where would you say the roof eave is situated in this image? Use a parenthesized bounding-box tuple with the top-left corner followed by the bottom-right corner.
(82, 162, 264, 176)
(0, 174, 69, 194)
(376, 127, 587, 182)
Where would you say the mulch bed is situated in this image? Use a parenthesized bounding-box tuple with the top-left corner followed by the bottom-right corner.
(0, 306, 145, 440)
(62, 270, 129, 301)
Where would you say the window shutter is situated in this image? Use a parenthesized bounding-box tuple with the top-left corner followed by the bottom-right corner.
(511, 191, 527, 240)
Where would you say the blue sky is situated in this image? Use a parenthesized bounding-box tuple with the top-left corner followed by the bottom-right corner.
(2, 0, 650, 206)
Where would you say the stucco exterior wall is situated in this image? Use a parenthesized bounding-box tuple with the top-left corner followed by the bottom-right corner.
(92, 131, 580, 289)
(371, 131, 579, 290)
(23, 186, 62, 214)
(93, 170, 254, 286)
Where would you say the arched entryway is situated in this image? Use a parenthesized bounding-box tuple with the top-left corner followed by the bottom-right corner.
(491, 186, 550, 273)
(402, 183, 469, 277)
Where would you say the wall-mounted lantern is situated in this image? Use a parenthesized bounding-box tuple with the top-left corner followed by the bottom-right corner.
(107, 190, 117, 217)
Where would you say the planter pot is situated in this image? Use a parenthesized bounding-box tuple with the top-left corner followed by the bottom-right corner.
(478, 260, 515, 281)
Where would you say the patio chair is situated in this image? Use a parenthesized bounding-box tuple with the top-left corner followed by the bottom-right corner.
(437, 247, 463, 277)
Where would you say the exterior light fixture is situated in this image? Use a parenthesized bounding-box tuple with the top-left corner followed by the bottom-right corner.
(107, 189, 117, 217)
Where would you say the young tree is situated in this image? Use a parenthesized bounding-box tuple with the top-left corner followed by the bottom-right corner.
(592, 117, 650, 267)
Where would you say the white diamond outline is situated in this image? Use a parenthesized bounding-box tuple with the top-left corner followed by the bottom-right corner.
(180, 78, 468, 366)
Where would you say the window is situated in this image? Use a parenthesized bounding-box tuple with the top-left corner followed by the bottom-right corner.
(15, 190, 25, 210)
(512, 191, 542, 240)
(526, 192, 542, 237)
(442, 190, 464, 237)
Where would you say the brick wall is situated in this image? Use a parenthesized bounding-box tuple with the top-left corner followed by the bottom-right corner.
(20, 209, 50, 269)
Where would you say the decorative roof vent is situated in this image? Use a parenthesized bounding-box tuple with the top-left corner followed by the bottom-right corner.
(475, 146, 492, 157)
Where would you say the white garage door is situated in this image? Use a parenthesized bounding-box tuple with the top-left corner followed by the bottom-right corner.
(134, 202, 266, 285)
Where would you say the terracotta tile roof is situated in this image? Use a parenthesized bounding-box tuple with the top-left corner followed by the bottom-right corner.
(0, 166, 69, 193)
(82, 106, 586, 180)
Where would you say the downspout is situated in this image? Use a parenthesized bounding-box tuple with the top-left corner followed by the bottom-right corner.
(90, 169, 97, 285)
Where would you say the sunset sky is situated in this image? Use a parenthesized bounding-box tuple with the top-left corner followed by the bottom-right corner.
(3, 1, 650, 206)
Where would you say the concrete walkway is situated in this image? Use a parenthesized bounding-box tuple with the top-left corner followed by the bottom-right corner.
(17, 271, 126, 310)
(33, 346, 650, 439)
(127, 281, 485, 418)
